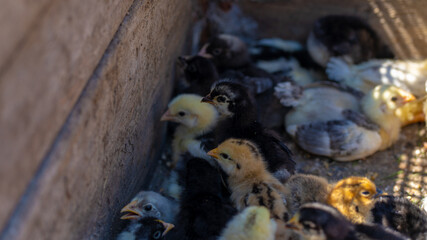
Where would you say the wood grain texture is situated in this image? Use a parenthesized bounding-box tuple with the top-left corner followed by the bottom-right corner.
(0, 0, 191, 239)
(240, 0, 427, 59)
(0, 0, 134, 230)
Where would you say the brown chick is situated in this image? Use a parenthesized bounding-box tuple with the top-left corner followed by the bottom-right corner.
(284, 174, 332, 216)
(207, 138, 290, 221)
(327, 176, 377, 224)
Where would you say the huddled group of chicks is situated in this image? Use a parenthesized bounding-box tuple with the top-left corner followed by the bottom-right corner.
(117, 14, 427, 240)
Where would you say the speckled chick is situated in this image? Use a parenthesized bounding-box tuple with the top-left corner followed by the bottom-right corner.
(219, 206, 277, 240)
(117, 217, 174, 240)
(208, 138, 290, 221)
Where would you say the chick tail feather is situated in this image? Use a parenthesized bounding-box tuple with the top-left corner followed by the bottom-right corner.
(326, 57, 353, 82)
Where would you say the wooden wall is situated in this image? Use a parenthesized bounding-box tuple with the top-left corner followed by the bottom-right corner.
(0, 0, 192, 239)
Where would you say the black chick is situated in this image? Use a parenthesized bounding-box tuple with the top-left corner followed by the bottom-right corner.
(177, 56, 219, 96)
(118, 217, 174, 240)
(286, 203, 408, 240)
(307, 15, 394, 67)
(371, 195, 427, 240)
(202, 80, 295, 180)
(165, 157, 237, 240)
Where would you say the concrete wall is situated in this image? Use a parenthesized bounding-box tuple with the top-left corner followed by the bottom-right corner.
(0, 0, 192, 239)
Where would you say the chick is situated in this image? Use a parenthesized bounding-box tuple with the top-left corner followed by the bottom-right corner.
(117, 217, 174, 240)
(219, 206, 277, 240)
(203, 80, 295, 179)
(120, 191, 178, 223)
(207, 138, 290, 221)
(326, 57, 427, 97)
(166, 157, 236, 240)
(327, 177, 427, 239)
(177, 55, 219, 96)
(160, 94, 218, 166)
(286, 203, 408, 240)
(371, 195, 427, 240)
(284, 174, 332, 215)
(326, 177, 378, 224)
(276, 82, 418, 161)
(307, 15, 393, 67)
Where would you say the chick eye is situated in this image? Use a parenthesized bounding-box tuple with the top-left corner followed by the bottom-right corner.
(217, 96, 226, 103)
(220, 153, 229, 159)
(361, 191, 370, 196)
(212, 48, 222, 56)
(153, 230, 162, 239)
(178, 111, 186, 116)
(143, 204, 153, 211)
(391, 96, 398, 102)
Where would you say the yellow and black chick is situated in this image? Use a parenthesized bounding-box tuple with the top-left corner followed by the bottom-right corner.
(161, 94, 219, 167)
(177, 55, 219, 96)
(327, 177, 427, 240)
(203, 80, 295, 180)
(285, 203, 408, 240)
(219, 206, 277, 240)
(117, 217, 174, 240)
(207, 138, 290, 221)
(326, 176, 378, 224)
(165, 157, 237, 240)
(284, 174, 332, 215)
(307, 15, 393, 67)
(276, 82, 419, 161)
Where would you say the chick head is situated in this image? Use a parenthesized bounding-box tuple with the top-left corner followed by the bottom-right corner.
(286, 203, 354, 240)
(365, 85, 416, 116)
(161, 94, 218, 129)
(327, 176, 378, 223)
(177, 55, 218, 82)
(120, 191, 163, 220)
(202, 80, 255, 118)
(220, 206, 277, 240)
(198, 34, 248, 65)
(134, 217, 174, 240)
(207, 138, 263, 175)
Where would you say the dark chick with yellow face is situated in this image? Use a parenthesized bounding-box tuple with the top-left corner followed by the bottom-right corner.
(202, 80, 295, 181)
(207, 138, 290, 222)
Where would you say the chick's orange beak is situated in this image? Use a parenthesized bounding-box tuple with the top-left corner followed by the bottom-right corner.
(156, 220, 175, 236)
(160, 109, 176, 122)
(198, 43, 213, 59)
(285, 213, 302, 231)
(399, 90, 416, 103)
(201, 96, 214, 104)
(120, 200, 141, 220)
(207, 148, 220, 159)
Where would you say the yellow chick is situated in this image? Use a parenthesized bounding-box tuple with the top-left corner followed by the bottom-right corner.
(277, 82, 419, 161)
(327, 58, 427, 97)
(219, 206, 277, 240)
(207, 138, 290, 221)
(160, 94, 218, 167)
(284, 174, 332, 215)
(326, 176, 377, 224)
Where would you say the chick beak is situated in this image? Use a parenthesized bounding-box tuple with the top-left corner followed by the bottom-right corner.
(120, 200, 142, 220)
(156, 220, 175, 237)
(285, 213, 302, 231)
(198, 44, 213, 59)
(207, 148, 220, 159)
(160, 109, 177, 122)
(400, 91, 416, 103)
(201, 96, 214, 105)
(177, 56, 188, 68)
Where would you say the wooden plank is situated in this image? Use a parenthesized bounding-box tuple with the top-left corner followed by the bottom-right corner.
(0, 0, 134, 231)
(0, 0, 191, 239)
(240, 0, 427, 59)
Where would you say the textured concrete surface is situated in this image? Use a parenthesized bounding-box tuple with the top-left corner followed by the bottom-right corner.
(0, 0, 191, 239)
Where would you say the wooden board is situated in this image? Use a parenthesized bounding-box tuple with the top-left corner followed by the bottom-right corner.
(240, 0, 427, 59)
(0, 0, 134, 230)
(0, 0, 191, 238)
